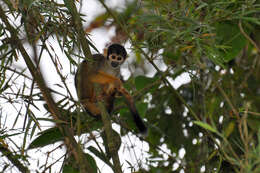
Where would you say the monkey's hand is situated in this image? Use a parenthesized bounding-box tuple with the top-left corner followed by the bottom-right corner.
(91, 70, 123, 96)
(80, 98, 101, 116)
(104, 78, 122, 96)
(114, 78, 123, 90)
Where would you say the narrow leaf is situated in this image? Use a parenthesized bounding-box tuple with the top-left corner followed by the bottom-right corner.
(87, 146, 113, 168)
(193, 121, 217, 133)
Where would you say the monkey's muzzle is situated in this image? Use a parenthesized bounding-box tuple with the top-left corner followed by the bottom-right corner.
(111, 61, 119, 68)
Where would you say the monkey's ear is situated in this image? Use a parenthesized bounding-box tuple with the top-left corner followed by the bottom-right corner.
(103, 48, 108, 58)
(124, 54, 129, 59)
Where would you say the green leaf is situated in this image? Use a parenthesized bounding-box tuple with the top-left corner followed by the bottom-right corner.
(163, 50, 180, 61)
(193, 121, 218, 134)
(247, 115, 260, 132)
(20, 0, 35, 9)
(216, 22, 247, 62)
(139, 15, 166, 24)
(87, 146, 113, 168)
(0, 132, 22, 139)
(204, 45, 226, 68)
(224, 121, 235, 138)
(63, 165, 79, 173)
(84, 153, 98, 173)
(36, 118, 67, 124)
(136, 102, 148, 118)
(135, 76, 158, 90)
(28, 127, 63, 149)
(62, 153, 97, 173)
(233, 16, 260, 25)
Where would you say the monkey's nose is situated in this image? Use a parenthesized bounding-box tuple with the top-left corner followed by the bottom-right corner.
(111, 61, 119, 68)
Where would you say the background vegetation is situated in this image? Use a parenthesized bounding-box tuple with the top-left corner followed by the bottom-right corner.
(0, 0, 260, 172)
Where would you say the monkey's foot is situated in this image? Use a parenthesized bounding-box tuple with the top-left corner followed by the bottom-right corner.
(96, 95, 105, 101)
(80, 99, 101, 116)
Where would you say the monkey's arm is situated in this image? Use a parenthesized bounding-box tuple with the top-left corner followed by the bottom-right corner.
(89, 70, 122, 95)
(89, 70, 120, 84)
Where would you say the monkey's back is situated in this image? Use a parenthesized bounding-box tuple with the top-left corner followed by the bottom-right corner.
(75, 54, 105, 101)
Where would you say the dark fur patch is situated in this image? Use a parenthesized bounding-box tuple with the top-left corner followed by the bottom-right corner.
(107, 44, 127, 59)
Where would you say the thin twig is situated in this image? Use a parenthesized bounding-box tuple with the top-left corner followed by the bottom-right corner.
(216, 83, 240, 120)
(239, 20, 260, 55)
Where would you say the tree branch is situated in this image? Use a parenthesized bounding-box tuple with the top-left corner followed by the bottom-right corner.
(94, 84, 123, 173)
(239, 20, 260, 55)
(0, 143, 30, 173)
(63, 0, 92, 59)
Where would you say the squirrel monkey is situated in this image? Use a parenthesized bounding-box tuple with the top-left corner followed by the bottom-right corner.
(75, 44, 147, 134)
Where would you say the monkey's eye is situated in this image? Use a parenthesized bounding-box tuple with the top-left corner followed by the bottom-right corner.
(117, 57, 122, 61)
(111, 55, 116, 59)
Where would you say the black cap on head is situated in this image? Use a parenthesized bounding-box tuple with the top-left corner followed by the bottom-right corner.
(107, 43, 127, 59)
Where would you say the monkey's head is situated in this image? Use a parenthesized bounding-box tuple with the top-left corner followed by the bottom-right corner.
(107, 44, 127, 69)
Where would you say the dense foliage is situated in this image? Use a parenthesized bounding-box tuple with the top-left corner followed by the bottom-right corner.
(0, 0, 260, 172)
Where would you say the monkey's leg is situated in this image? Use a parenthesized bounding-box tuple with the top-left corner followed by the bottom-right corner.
(104, 83, 118, 96)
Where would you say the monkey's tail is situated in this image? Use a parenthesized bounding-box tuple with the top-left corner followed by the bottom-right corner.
(119, 88, 148, 135)
(128, 102, 148, 135)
